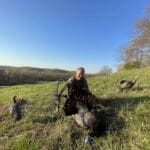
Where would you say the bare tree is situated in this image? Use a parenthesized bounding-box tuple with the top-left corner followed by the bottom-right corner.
(122, 6, 150, 67)
(99, 66, 112, 76)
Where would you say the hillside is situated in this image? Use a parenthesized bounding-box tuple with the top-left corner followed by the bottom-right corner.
(0, 66, 74, 86)
(0, 67, 150, 150)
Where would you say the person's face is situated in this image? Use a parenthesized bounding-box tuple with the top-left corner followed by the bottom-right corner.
(75, 69, 85, 80)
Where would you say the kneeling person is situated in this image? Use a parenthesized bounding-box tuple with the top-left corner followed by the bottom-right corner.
(59, 67, 96, 115)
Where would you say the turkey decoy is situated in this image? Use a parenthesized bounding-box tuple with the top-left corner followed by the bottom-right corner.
(9, 96, 22, 121)
(119, 76, 138, 91)
(9, 96, 27, 121)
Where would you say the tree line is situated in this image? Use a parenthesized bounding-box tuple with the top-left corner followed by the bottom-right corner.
(0, 66, 74, 86)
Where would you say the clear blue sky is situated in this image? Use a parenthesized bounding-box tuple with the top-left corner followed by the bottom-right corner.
(0, 0, 149, 73)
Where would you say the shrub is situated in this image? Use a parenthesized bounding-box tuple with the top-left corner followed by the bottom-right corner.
(124, 61, 141, 70)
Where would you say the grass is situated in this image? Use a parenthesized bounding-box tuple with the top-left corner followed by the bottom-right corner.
(0, 67, 150, 150)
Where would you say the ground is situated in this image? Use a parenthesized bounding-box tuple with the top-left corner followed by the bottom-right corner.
(0, 67, 150, 150)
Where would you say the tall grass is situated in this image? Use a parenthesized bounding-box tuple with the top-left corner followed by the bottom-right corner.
(0, 67, 150, 150)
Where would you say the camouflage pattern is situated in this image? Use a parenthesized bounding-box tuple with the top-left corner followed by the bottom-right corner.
(63, 94, 96, 116)
(59, 77, 96, 116)
(59, 77, 90, 98)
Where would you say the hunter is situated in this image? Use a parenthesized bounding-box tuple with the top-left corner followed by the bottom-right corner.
(59, 67, 96, 115)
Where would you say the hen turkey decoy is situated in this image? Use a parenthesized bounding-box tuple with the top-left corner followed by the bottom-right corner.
(9, 96, 22, 121)
(119, 76, 138, 91)
(9, 96, 27, 121)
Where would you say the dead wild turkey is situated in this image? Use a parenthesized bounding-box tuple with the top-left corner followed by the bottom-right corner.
(64, 95, 106, 137)
(119, 76, 138, 91)
(73, 101, 106, 137)
(53, 80, 106, 138)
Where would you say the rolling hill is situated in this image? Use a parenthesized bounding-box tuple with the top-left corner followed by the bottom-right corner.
(0, 66, 74, 86)
(0, 67, 150, 150)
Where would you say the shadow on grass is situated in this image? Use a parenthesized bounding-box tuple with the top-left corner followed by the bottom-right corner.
(98, 95, 150, 109)
(33, 95, 149, 138)
(132, 86, 150, 91)
(96, 95, 150, 134)
(32, 115, 58, 124)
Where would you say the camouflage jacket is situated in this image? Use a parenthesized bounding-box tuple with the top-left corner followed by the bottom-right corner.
(59, 77, 91, 98)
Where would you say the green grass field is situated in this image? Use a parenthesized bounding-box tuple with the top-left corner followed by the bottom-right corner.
(0, 67, 150, 150)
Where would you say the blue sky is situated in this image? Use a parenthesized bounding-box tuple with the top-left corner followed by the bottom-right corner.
(0, 0, 149, 73)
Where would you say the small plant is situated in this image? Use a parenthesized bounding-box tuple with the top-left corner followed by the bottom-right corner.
(124, 61, 141, 70)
